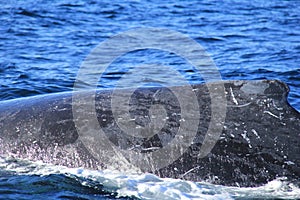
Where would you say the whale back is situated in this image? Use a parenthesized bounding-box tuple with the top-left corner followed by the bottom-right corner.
(0, 80, 299, 187)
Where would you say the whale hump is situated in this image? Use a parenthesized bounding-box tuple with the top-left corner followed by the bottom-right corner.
(0, 80, 299, 187)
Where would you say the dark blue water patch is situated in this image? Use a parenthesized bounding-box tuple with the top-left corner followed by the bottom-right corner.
(0, 172, 135, 200)
(0, 62, 75, 100)
(90, 49, 207, 89)
(17, 9, 44, 18)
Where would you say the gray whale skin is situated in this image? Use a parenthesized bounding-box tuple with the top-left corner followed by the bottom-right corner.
(0, 80, 299, 187)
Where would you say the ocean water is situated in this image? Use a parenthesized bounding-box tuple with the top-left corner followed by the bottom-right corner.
(0, 0, 299, 199)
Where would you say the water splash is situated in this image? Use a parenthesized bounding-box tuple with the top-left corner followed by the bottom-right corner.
(0, 157, 299, 200)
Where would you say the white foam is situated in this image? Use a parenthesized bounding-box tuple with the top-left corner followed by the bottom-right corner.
(0, 157, 299, 200)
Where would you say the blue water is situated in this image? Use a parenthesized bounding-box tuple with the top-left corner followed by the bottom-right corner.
(0, 0, 300, 199)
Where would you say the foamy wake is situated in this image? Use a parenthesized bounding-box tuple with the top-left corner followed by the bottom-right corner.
(0, 157, 299, 200)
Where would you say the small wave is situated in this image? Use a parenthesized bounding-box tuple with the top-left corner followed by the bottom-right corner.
(17, 9, 42, 18)
(0, 157, 299, 200)
(195, 37, 224, 42)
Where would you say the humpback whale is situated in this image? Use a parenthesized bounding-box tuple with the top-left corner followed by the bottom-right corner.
(0, 80, 299, 187)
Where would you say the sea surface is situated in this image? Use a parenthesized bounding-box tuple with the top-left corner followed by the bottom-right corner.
(0, 0, 299, 199)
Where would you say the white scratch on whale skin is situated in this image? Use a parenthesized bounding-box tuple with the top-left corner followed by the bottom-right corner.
(230, 87, 238, 105)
